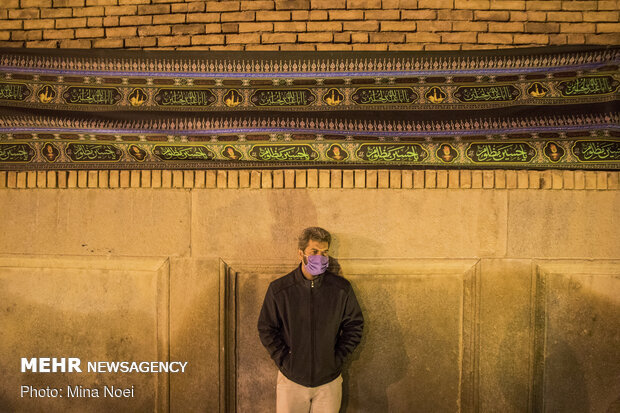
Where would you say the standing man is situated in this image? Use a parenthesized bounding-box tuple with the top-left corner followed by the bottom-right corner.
(258, 227, 364, 413)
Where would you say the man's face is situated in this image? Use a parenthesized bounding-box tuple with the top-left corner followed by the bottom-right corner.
(298, 239, 329, 264)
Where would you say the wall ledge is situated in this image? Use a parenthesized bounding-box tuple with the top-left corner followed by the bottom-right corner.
(0, 169, 618, 190)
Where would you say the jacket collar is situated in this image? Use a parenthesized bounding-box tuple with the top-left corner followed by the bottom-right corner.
(295, 264, 326, 288)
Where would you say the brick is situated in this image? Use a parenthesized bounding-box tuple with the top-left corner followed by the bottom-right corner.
(364, 10, 400, 19)
(106, 26, 136, 37)
(525, 22, 560, 33)
(513, 33, 549, 44)
(41, 8, 72, 18)
(563, 1, 598, 10)
(104, 5, 137, 15)
(119, 0, 151, 3)
(158, 36, 191, 46)
(424, 43, 461, 50)
(488, 22, 524, 32)
(526, 1, 561, 10)
(490, 0, 525, 9)
(437, 9, 472, 20)
(561, 22, 596, 32)
(22, 0, 51, 6)
(53, 0, 84, 6)
(329, 10, 364, 20)
(225, 33, 261, 44)
(548, 33, 568, 44)
(406, 32, 441, 42)
(73, 6, 104, 16)
(0, 20, 23, 30)
(263, 32, 297, 42)
(86, 0, 116, 4)
(402, 10, 437, 20)
(8, 8, 39, 19)
(311, 0, 345, 8)
(583, 11, 619, 22)
(187, 13, 220, 23)
(366, 170, 377, 188)
(596, 23, 620, 33)
(418, 0, 452, 8)
(351, 32, 368, 42)
(119, 15, 152, 25)
(417, 21, 451, 31)
(221, 11, 255, 22)
(274, 21, 306, 31)
(55, 17, 87, 28)
(473, 10, 509, 20)
(239, 22, 274, 32)
(452, 21, 487, 31)
(566, 33, 585, 43)
(222, 23, 239, 33)
(509, 11, 545, 21)
(343, 21, 378, 31)
(307, 21, 342, 31)
(77, 170, 88, 188)
(102, 16, 118, 26)
(24, 20, 55, 30)
(172, 24, 205, 35)
(92, 38, 123, 47)
(75, 27, 104, 37)
(478, 33, 513, 43)
(316, 43, 353, 50)
(442, 32, 477, 42)
(585, 33, 620, 44)
(242, 1, 275, 10)
(547, 11, 583, 22)
(275, 0, 310, 9)
(153, 14, 186, 24)
(380, 21, 416, 31)
(42, 29, 74, 39)
(299, 32, 331, 41)
(256, 10, 291, 20)
(206, 1, 241, 11)
(26, 40, 57, 47)
(597, 1, 618, 10)
(348, 0, 381, 8)
(334, 32, 351, 42)
(138, 25, 171, 36)
(370, 32, 405, 42)
(455, 0, 490, 9)
(125, 36, 156, 47)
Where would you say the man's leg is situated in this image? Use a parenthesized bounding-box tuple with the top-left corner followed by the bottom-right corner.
(309, 375, 342, 413)
(276, 371, 312, 413)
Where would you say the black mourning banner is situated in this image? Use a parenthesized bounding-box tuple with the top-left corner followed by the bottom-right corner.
(0, 46, 618, 170)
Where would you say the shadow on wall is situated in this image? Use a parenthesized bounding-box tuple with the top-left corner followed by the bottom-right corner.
(497, 273, 620, 413)
(340, 275, 409, 413)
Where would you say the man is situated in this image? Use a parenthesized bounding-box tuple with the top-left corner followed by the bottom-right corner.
(258, 227, 364, 413)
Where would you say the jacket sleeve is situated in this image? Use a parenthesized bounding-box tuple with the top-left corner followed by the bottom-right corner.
(335, 285, 364, 362)
(257, 284, 289, 368)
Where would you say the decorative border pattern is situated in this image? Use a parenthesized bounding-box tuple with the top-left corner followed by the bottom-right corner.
(1, 47, 618, 170)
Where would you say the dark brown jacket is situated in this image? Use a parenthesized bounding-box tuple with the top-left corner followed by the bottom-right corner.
(257, 265, 364, 387)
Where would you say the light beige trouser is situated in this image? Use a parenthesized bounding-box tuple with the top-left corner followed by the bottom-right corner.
(276, 370, 343, 413)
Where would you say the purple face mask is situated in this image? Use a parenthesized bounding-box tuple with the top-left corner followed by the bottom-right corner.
(303, 254, 329, 276)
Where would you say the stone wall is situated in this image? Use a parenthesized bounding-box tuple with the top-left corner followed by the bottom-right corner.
(1, 0, 619, 50)
(1, 172, 619, 412)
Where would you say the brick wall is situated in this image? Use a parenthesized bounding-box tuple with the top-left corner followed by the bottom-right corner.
(0, 0, 618, 50)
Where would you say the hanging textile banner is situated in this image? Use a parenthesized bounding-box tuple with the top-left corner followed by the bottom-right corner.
(0, 46, 618, 170)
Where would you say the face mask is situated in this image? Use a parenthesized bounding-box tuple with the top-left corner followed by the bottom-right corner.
(303, 254, 329, 276)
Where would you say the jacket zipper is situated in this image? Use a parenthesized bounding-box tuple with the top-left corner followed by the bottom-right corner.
(310, 279, 314, 384)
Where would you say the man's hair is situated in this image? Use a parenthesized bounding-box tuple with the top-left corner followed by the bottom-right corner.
(298, 227, 331, 251)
